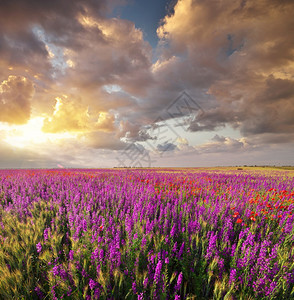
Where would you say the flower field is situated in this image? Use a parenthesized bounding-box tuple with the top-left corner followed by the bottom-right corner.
(0, 168, 293, 299)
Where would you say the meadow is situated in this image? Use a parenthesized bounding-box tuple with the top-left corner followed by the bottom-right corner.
(0, 168, 293, 299)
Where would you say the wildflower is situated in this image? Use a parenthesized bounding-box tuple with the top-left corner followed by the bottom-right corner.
(233, 212, 239, 218)
(137, 293, 144, 300)
(178, 242, 185, 258)
(172, 242, 178, 253)
(89, 279, 97, 290)
(69, 250, 74, 260)
(153, 260, 162, 285)
(141, 236, 147, 248)
(52, 265, 60, 276)
(132, 281, 137, 294)
(43, 228, 49, 242)
(170, 224, 177, 237)
(36, 242, 42, 253)
(59, 268, 68, 280)
(94, 288, 100, 298)
(228, 268, 237, 285)
(34, 286, 44, 298)
(236, 218, 242, 224)
(99, 249, 104, 261)
(82, 269, 88, 277)
(175, 272, 183, 291)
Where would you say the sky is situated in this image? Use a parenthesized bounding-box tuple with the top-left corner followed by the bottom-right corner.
(0, 0, 293, 168)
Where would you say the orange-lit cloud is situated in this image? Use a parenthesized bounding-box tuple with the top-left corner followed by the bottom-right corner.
(0, 0, 293, 168)
(42, 96, 116, 133)
(156, 0, 294, 141)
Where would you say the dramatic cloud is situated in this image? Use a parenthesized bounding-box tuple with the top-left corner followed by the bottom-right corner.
(0, 0, 293, 167)
(42, 96, 116, 133)
(0, 76, 34, 124)
(157, 0, 294, 142)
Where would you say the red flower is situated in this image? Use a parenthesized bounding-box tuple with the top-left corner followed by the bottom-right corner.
(232, 211, 239, 217)
(236, 218, 242, 224)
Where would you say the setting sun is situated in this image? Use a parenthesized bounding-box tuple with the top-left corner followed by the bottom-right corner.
(0, 0, 293, 168)
(3, 117, 77, 149)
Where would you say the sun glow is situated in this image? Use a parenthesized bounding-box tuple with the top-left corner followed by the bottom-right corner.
(2, 117, 77, 149)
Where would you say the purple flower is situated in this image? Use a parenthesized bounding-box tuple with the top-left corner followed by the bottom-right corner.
(91, 248, 99, 261)
(89, 278, 97, 290)
(137, 292, 144, 300)
(228, 268, 237, 285)
(230, 243, 237, 257)
(175, 272, 183, 291)
(52, 265, 60, 276)
(141, 236, 147, 247)
(172, 242, 178, 253)
(94, 288, 100, 298)
(170, 224, 177, 237)
(59, 268, 68, 280)
(178, 242, 185, 258)
(36, 242, 42, 253)
(67, 287, 72, 297)
(82, 219, 87, 232)
(69, 250, 74, 260)
(34, 286, 44, 298)
(99, 249, 104, 261)
(153, 260, 162, 285)
(82, 269, 88, 277)
(132, 281, 137, 294)
(43, 228, 49, 242)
